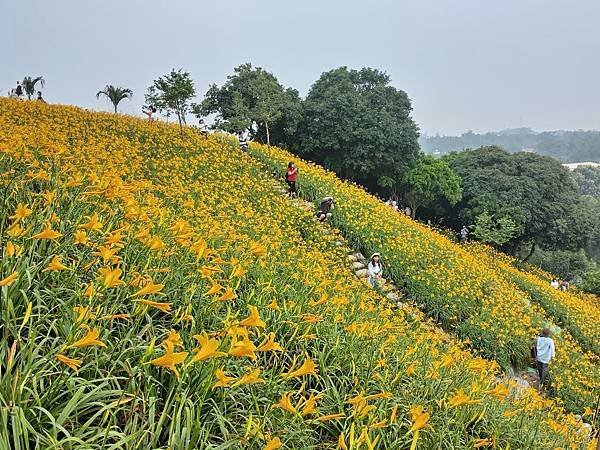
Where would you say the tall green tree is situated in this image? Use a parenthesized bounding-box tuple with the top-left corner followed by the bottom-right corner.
(297, 67, 420, 195)
(401, 155, 462, 218)
(96, 85, 133, 113)
(444, 146, 595, 259)
(22, 76, 45, 100)
(146, 69, 195, 135)
(196, 63, 301, 146)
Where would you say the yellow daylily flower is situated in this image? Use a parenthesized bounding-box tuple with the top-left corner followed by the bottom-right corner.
(281, 357, 317, 379)
(217, 287, 237, 302)
(56, 354, 82, 371)
(135, 299, 171, 313)
(213, 368, 235, 389)
(239, 305, 266, 328)
(132, 280, 165, 296)
(0, 271, 18, 287)
(43, 255, 69, 272)
(97, 266, 126, 288)
(10, 203, 32, 221)
(232, 367, 264, 386)
(191, 332, 226, 362)
(67, 328, 106, 349)
(257, 332, 284, 352)
(272, 392, 297, 414)
(149, 347, 188, 378)
(33, 225, 62, 240)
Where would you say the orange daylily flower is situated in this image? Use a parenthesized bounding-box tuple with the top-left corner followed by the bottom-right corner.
(56, 354, 82, 371)
(281, 357, 317, 379)
(0, 271, 18, 287)
(239, 305, 266, 328)
(67, 328, 106, 349)
(135, 299, 171, 313)
(33, 224, 62, 240)
(43, 255, 69, 272)
(191, 332, 226, 362)
(132, 280, 164, 296)
(217, 288, 237, 302)
(213, 368, 236, 389)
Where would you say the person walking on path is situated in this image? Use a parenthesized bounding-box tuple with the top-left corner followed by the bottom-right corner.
(368, 253, 383, 288)
(460, 225, 469, 243)
(238, 130, 249, 152)
(285, 162, 298, 198)
(533, 328, 555, 388)
(316, 196, 333, 222)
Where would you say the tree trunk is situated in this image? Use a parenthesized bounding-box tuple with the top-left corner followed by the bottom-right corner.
(114, 103, 118, 113)
(265, 120, 270, 146)
(522, 241, 536, 262)
(177, 111, 183, 137)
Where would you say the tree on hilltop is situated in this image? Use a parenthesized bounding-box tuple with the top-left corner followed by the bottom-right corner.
(296, 67, 420, 196)
(195, 63, 301, 146)
(146, 69, 196, 136)
(96, 85, 133, 113)
(22, 76, 45, 100)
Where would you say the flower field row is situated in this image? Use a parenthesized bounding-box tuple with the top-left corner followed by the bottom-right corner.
(0, 99, 595, 448)
(466, 244, 600, 356)
(248, 140, 600, 415)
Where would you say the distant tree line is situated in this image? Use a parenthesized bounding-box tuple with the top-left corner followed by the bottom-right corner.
(420, 129, 600, 163)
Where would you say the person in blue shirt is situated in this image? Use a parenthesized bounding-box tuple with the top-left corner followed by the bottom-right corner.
(534, 328, 555, 387)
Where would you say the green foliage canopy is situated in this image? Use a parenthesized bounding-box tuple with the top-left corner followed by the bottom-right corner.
(444, 146, 594, 253)
(296, 67, 420, 195)
(146, 69, 195, 133)
(196, 63, 302, 146)
(401, 155, 462, 218)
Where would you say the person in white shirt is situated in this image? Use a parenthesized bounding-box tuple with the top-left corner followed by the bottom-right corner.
(367, 253, 383, 288)
(534, 328, 555, 387)
(550, 279, 559, 289)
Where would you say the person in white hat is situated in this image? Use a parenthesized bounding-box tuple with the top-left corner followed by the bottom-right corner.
(368, 253, 383, 288)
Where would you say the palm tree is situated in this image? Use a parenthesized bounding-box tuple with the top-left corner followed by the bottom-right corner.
(96, 85, 133, 113)
(22, 76, 45, 99)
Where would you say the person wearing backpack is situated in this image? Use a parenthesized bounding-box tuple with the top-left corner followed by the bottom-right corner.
(285, 162, 298, 198)
(532, 328, 555, 388)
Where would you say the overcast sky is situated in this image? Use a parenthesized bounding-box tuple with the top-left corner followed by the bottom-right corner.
(3, 0, 600, 135)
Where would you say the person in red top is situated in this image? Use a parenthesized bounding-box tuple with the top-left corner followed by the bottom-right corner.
(285, 162, 298, 198)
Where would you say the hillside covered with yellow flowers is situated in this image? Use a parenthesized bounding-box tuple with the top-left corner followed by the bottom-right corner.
(0, 98, 597, 449)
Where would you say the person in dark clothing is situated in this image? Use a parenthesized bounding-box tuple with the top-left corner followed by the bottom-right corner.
(15, 82, 23, 98)
(316, 197, 333, 222)
(285, 162, 298, 198)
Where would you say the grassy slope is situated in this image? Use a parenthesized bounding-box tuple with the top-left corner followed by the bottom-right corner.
(0, 99, 595, 449)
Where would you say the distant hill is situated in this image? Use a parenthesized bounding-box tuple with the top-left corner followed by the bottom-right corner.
(420, 128, 600, 163)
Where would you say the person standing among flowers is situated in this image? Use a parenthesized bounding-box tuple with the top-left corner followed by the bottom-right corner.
(532, 328, 555, 389)
(238, 130, 249, 152)
(368, 253, 383, 288)
(285, 162, 298, 198)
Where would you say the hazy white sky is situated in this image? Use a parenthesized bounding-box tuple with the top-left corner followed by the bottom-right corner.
(3, 0, 600, 135)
